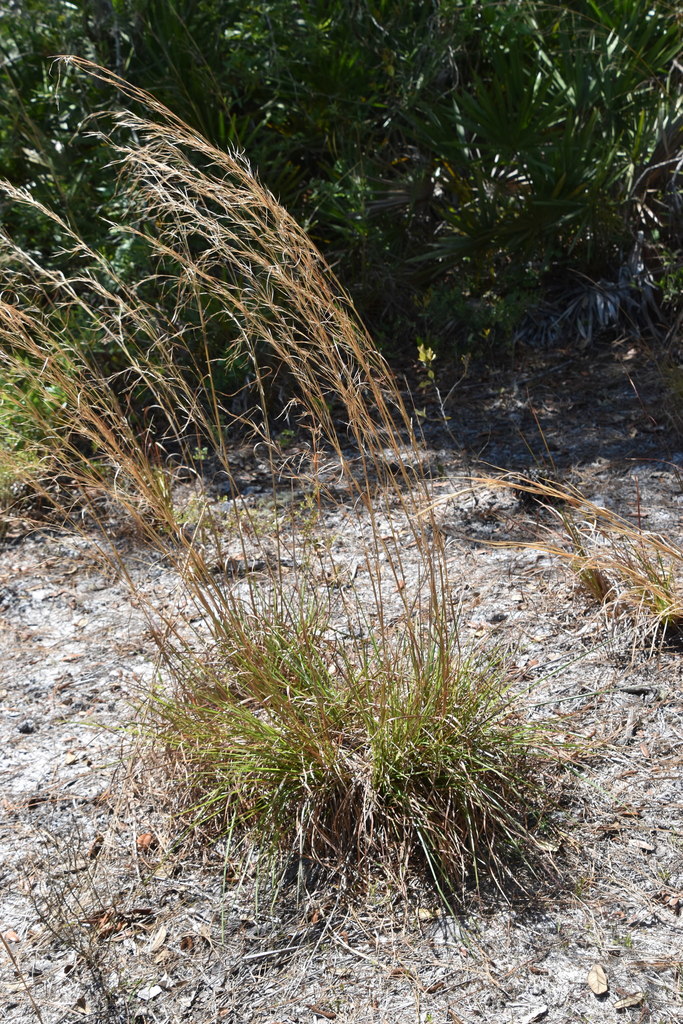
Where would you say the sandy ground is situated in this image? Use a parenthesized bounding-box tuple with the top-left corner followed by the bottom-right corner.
(1, 341, 682, 1023)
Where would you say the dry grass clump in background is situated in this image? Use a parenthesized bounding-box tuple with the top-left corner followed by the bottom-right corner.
(482, 475, 683, 643)
(0, 60, 570, 895)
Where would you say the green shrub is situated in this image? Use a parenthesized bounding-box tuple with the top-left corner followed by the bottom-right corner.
(3, 1, 681, 357)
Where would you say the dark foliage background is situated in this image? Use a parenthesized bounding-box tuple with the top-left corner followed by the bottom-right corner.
(1, 0, 682, 367)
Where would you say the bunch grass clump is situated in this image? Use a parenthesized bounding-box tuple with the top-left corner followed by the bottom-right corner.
(155, 591, 557, 889)
(0, 60, 569, 893)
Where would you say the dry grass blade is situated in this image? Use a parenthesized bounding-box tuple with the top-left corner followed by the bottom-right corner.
(0, 929, 45, 1024)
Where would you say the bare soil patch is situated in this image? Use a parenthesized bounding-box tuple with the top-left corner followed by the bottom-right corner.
(1, 343, 682, 1023)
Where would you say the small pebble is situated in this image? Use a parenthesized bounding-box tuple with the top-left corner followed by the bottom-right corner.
(18, 719, 37, 734)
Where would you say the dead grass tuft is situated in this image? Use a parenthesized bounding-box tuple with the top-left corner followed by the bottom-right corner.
(478, 474, 683, 644)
